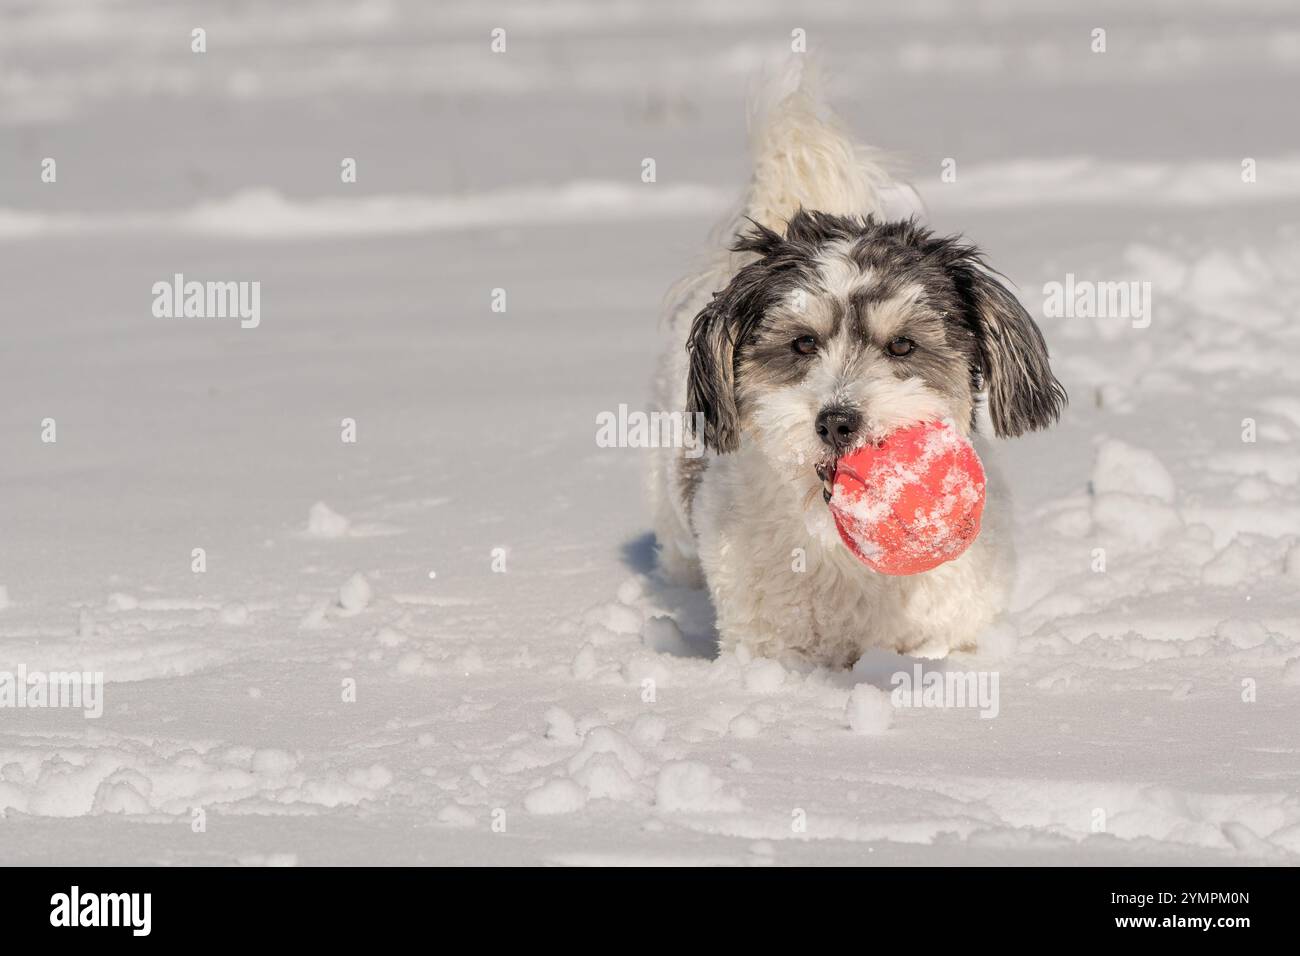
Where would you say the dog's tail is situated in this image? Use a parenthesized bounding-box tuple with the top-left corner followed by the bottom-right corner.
(741, 59, 907, 232)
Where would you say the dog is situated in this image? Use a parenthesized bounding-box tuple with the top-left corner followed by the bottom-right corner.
(649, 64, 1065, 668)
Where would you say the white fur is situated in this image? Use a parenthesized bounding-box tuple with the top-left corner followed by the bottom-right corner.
(649, 63, 1012, 665)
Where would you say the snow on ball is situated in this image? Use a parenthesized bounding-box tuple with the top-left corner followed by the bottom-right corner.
(846, 684, 894, 735)
(829, 420, 985, 575)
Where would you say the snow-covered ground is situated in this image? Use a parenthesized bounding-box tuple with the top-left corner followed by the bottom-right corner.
(1, 0, 1298, 865)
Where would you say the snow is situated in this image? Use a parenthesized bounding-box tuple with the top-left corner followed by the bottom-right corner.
(306, 501, 351, 539)
(654, 762, 743, 814)
(524, 779, 588, 816)
(1, 0, 1298, 866)
(335, 573, 373, 615)
(845, 685, 894, 735)
(640, 615, 689, 656)
(742, 659, 787, 694)
(0, 184, 739, 241)
(1091, 440, 1177, 504)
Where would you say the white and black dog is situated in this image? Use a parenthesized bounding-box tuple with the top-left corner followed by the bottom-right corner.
(650, 64, 1065, 668)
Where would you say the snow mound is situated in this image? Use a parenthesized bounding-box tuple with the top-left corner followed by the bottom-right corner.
(655, 762, 743, 813)
(846, 685, 895, 735)
(306, 502, 350, 539)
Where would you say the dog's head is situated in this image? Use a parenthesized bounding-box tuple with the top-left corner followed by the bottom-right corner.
(687, 210, 1065, 493)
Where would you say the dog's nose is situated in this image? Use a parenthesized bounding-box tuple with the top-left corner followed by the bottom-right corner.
(815, 406, 861, 453)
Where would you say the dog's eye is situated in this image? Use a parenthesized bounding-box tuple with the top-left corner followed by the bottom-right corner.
(886, 337, 915, 357)
(792, 335, 818, 356)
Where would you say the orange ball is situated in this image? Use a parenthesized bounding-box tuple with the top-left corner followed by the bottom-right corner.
(828, 420, 986, 575)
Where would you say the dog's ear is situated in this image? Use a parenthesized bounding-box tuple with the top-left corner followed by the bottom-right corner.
(948, 254, 1066, 438)
(686, 291, 743, 453)
(687, 219, 795, 453)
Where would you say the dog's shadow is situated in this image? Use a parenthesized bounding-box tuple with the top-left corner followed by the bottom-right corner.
(843, 648, 950, 691)
(620, 531, 718, 660)
(619, 531, 659, 576)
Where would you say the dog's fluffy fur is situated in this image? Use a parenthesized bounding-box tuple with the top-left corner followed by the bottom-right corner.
(649, 63, 1065, 667)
